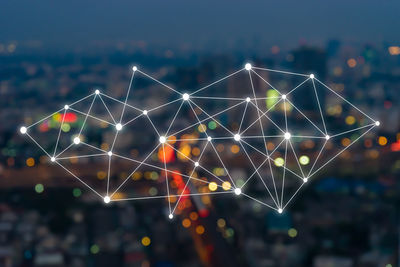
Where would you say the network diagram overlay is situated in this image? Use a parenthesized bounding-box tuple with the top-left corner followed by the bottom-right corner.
(20, 63, 379, 218)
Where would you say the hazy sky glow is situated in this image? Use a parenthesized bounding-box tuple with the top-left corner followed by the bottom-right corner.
(1, 0, 399, 49)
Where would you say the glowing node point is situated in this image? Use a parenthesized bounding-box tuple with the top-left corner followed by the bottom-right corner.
(73, 137, 81, 145)
(303, 178, 308, 183)
(132, 66, 137, 71)
(278, 208, 283, 214)
(194, 162, 199, 167)
(234, 134, 241, 141)
(108, 151, 113, 156)
(116, 123, 123, 131)
(104, 196, 110, 204)
(325, 135, 330, 140)
(143, 110, 148, 115)
(234, 188, 242, 195)
(375, 121, 380, 126)
(95, 89, 100, 95)
(207, 136, 212, 142)
(182, 93, 190, 101)
(50, 157, 56, 162)
(282, 94, 287, 100)
(245, 63, 252, 70)
(284, 132, 291, 140)
(168, 214, 173, 219)
(246, 97, 251, 102)
(159, 136, 166, 144)
(64, 105, 69, 110)
(310, 74, 315, 79)
(20, 126, 27, 134)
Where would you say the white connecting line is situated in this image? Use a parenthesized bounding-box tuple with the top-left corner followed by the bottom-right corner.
(19, 63, 380, 217)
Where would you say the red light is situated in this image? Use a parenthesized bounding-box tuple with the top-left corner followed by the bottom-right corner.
(198, 209, 209, 218)
(391, 141, 400, 152)
(158, 145, 175, 163)
(39, 121, 49, 132)
(172, 171, 189, 198)
(384, 101, 392, 109)
(56, 113, 77, 123)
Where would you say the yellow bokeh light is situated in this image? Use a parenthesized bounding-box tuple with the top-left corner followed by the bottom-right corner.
(190, 212, 198, 221)
(26, 157, 35, 167)
(167, 135, 177, 144)
(299, 155, 310, 165)
(198, 124, 207, 133)
(217, 218, 226, 228)
(378, 136, 387, 146)
(345, 115, 356, 125)
(177, 144, 191, 161)
(132, 172, 142, 180)
(192, 147, 200, 156)
(288, 228, 298, 238)
(208, 182, 218, 191)
(195, 225, 205, 235)
(222, 181, 231, 190)
(201, 195, 211, 205)
(274, 157, 284, 167)
(230, 145, 240, 154)
(100, 143, 109, 151)
(97, 171, 106, 180)
(341, 138, 351, 147)
(141, 236, 151, 246)
(182, 218, 191, 228)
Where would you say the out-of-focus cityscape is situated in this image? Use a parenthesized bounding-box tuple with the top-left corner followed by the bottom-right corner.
(0, 37, 399, 267)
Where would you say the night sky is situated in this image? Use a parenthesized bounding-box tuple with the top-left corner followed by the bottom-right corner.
(1, 0, 399, 48)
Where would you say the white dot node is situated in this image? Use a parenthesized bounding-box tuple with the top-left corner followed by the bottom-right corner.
(132, 66, 137, 71)
(281, 94, 287, 100)
(246, 97, 251, 102)
(325, 135, 330, 140)
(168, 214, 174, 219)
(95, 89, 100, 95)
(159, 136, 166, 144)
(194, 162, 199, 167)
(207, 136, 212, 142)
(73, 137, 81, 145)
(64, 105, 69, 110)
(375, 121, 380, 126)
(108, 151, 113, 156)
(278, 208, 283, 214)
(234, 188, 242, 195)
(245, 63, 252, 71)
(143, 110, 148, 115)
(104, 196, 110, 204)
(116, 123, 123, 131)
(20, 126, 27, 134)
(50, 157, 56, 162)
(284, 132, 291, 140)
(303, 178, 308, 183)
(234, 134, 241, 141)
(310, 74, 315, 79)
(182, 93, 190, 101)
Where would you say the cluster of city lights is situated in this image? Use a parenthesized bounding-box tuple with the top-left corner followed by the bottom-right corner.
(20, 63, 379, 218)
